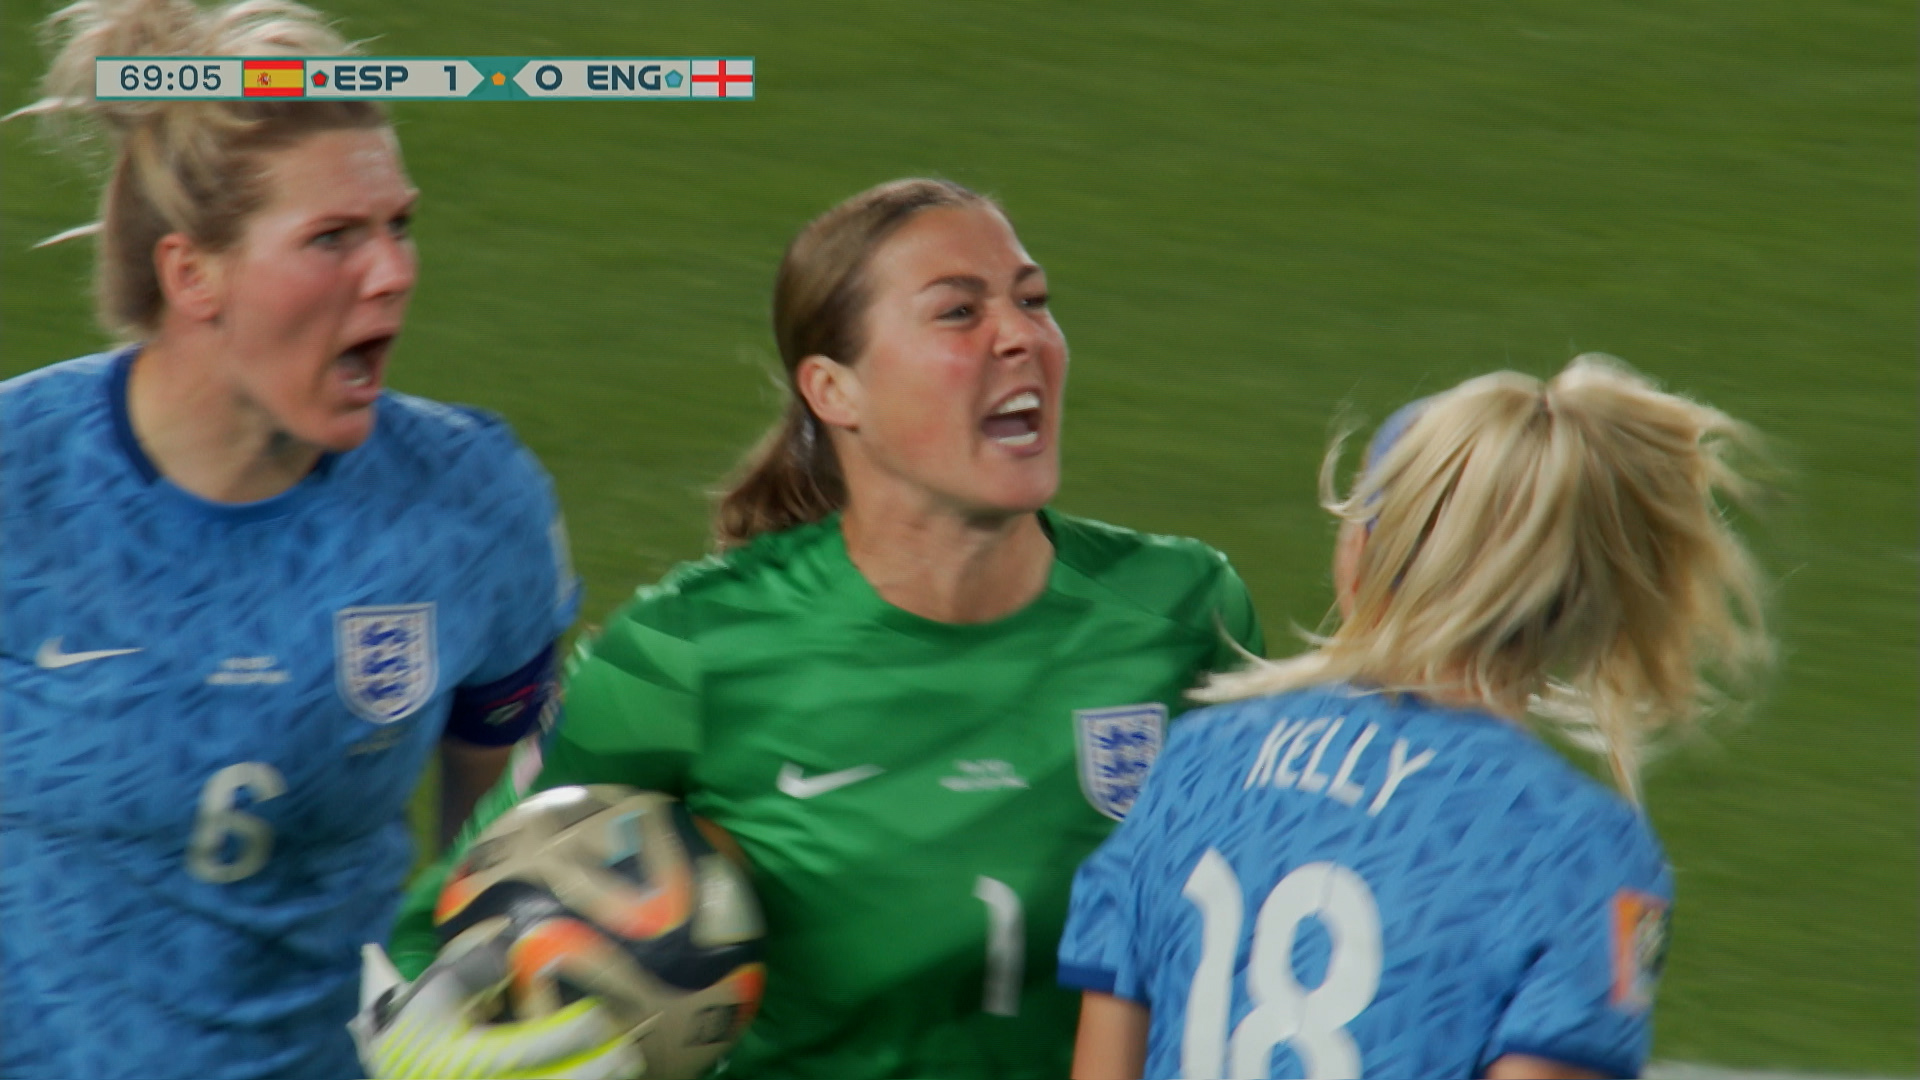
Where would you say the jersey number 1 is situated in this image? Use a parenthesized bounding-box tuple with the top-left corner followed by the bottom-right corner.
(974, 875, 1024, 1017)
(187, 763, 286, 884)
(1182, 851, 1382, 1079)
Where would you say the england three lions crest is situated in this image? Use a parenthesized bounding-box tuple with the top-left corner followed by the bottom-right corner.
(1075, 703, 1168, 821)
(336, 604, 438, 724)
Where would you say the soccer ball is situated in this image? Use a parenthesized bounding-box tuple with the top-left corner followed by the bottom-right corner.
(434, 785, 766, 1079)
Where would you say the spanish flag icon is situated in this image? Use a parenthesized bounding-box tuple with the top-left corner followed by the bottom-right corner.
(242, 60, 305, 97)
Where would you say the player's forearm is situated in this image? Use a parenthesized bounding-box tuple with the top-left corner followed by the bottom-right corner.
(390, 743, 537, 979)
(437, 738, 514, 849)
(1071, 991, 1149, 1080)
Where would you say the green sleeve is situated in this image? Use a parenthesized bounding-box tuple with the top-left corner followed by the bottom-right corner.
(388, 602, 705, 979)
(1208, 556, 1265, 672)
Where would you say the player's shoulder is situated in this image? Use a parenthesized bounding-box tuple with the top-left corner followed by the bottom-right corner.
(349, 391, 554, 512)
(1045, 509, 1246, 626)
(2, 353, 124, 512)
(1475, 714, 1643, 820)
(1530, 755, 1664, 866)
(606, 516, 843, 642)
(1392, 696, 1664, 864)
(1, 351, 118, 441)
(361, 391, 528, 474)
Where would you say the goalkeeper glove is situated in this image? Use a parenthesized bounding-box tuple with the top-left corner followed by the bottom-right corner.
(351, 927, 646, 1080)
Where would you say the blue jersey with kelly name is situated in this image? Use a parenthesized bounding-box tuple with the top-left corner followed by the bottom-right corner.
(0, 349, 580, 1080)
(1059, 684, 1672, 1080)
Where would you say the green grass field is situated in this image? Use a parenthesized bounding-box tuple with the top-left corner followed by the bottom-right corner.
(4, 1, 1913, 1072)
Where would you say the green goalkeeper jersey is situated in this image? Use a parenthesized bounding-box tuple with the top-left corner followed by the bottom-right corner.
(390, 509, 1262, 1079)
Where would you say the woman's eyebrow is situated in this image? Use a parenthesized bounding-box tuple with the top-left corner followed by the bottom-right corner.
(919, 265, 1045, 294)
(919, 274, 988, 294)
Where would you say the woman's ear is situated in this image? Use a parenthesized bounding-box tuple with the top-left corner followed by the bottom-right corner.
(153, 232, 226, 324)
(1334, 519, 1366, 621)
(795, 354, 861, 431)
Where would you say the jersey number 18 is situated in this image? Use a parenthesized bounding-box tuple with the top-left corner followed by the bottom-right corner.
(1181, 851, 1382, 1079)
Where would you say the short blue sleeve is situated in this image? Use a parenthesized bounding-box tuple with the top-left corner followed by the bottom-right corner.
(462, 435, 582, 687)
(1059, 812, 1147, 1000)
(1486, 799, 1673, 1078)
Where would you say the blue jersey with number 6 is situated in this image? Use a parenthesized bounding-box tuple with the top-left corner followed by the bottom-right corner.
(1059, 684, 1672, 1080)
(0, 350, 579, 1080)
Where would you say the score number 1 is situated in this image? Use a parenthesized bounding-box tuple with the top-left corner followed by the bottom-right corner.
(306, 60, 483, 98)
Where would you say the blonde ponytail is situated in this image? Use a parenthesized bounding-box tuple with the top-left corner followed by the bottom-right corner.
(1198, 354, 1773, 801)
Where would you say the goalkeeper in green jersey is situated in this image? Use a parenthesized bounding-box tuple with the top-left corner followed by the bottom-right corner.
(381, 178, 1263, 1079)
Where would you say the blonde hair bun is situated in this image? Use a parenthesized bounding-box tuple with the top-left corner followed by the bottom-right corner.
(18, 0, 384, 335)
(24, 0, 357, 144)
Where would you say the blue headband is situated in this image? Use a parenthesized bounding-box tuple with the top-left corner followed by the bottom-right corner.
(1361, 397, 1430, 540)
(1364, 397, 1430, 477)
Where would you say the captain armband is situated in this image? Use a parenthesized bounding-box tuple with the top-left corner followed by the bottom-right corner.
(445, 645, 558, 747)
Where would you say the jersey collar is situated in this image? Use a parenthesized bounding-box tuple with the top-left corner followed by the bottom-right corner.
(825, 508, 1093, 640)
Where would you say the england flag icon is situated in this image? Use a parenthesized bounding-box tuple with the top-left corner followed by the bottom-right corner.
(691, 58, 754, 99)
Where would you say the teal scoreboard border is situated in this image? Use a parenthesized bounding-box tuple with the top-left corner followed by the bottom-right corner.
(95, 57, 757, 101)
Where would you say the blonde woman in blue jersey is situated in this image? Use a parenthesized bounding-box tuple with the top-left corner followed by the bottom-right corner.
(0, 2, 601, 1077)
(1061, 358, 1771, 1079)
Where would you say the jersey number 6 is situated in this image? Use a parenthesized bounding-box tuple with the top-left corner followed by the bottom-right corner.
(1181, 851, 1382, 1079)
(186, 762, 287, 884)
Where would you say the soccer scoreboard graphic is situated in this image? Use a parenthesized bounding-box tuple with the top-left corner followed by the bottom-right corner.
(95, 57, 755, 101)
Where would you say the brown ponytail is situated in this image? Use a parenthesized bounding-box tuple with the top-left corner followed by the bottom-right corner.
(712, 177, 997, 549)
(712, 397, 847, 551)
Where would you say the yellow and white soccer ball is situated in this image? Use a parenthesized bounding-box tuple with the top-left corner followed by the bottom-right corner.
(434, 786, 766, 1080)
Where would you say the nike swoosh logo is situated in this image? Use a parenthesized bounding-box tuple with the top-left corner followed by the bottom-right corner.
(35, 638, 143, 670)
(777, 762, 883, 800)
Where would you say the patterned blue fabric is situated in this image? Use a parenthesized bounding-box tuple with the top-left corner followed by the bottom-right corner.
(1, 349, 580, 1080)
(1060, 685, 1671, 1080)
